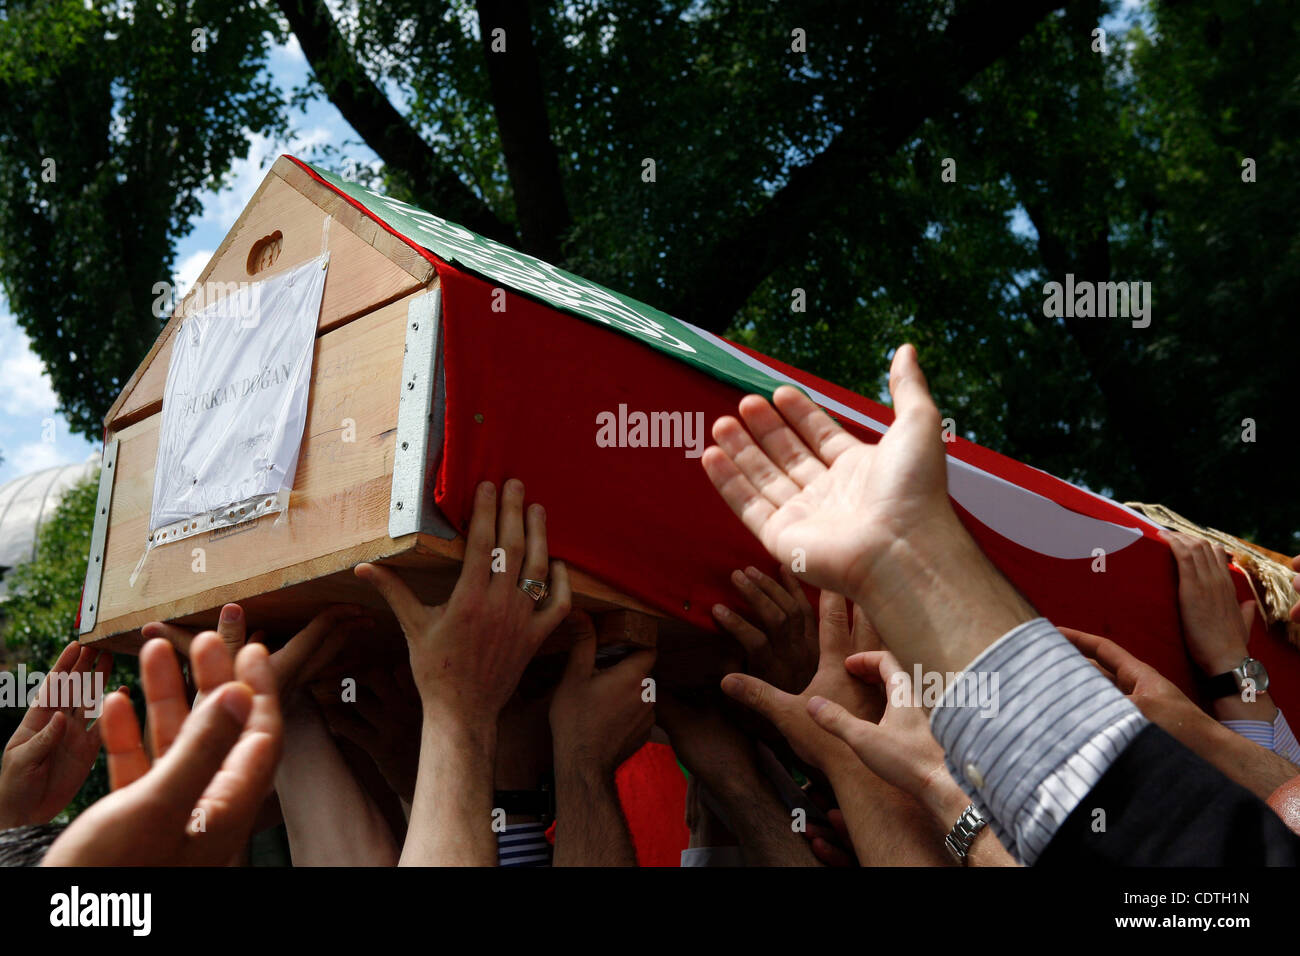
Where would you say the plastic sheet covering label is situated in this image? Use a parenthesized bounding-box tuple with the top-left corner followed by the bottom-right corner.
(147, 255, 328, 551)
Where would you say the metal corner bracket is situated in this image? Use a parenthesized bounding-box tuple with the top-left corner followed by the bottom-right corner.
(79, 439, 119, 634)
(389, 289, 456, 540)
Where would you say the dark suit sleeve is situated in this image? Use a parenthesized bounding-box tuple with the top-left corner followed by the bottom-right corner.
(1036, 724, 1300, 865)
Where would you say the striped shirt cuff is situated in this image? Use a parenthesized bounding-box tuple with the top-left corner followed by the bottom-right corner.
(497, 822, 552, 867)
(1222, 709, 1300, 766)
(680, 846, 746, 867)
(929, 617, 1148, 865)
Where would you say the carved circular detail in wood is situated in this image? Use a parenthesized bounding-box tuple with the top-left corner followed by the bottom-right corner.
(246, 230, 284, 275)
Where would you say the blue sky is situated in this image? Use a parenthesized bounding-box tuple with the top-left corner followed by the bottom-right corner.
(0, 31, 378, 484)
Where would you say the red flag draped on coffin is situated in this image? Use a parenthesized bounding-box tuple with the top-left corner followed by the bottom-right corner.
(285, 155, 1300, 725)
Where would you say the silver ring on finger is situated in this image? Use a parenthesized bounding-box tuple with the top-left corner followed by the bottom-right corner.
(518, 577, 549, 604)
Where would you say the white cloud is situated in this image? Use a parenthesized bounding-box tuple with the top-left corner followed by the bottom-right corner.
(8, 440, 69, 473)
(0, 307, 97, 486)
(188, 29, 379, 238)
(173, 248, 214, 297)
(271, 31, 303, 66)
(201, 132, 276, 231)
(0, 320, 57, 419)
(199, 125, 336, 233)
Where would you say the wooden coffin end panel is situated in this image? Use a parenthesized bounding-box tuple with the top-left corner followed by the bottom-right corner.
(83, 291, 419, 646)
(105, 163, 433, 433)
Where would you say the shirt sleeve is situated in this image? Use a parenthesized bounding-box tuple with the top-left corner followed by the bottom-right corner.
(680, 846, 746, 867)
(1222, 708, 1300, 766)
(497, 822, 553, 867)
(928, 617, 1148, 865)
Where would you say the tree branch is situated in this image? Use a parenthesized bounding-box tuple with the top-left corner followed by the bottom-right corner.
(475, 0, 571, 261)
(1014, 0, 1159, 478)
(669, 0, 1068, 332)
(277, 0, 518, 245)
(1023, 199, 1156, 472)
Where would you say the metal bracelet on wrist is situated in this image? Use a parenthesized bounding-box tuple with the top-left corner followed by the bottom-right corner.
(944, 804, 988, 864)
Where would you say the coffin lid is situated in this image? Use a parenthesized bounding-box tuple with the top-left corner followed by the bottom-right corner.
(284, 156, 788, 399)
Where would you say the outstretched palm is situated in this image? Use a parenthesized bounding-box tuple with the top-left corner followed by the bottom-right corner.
(702, 345, 952, 600)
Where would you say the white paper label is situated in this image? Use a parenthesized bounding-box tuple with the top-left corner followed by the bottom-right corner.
(147, 255, 328, 549)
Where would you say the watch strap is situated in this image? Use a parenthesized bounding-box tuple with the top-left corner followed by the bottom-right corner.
(944, 804, 988, 863)
(493, 775, 555, 823)
(1201, 670, 1241, 700)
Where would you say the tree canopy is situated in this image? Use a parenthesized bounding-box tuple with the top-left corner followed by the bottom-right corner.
(0, 0, 1295, 548)
(0, 0, 285, 434)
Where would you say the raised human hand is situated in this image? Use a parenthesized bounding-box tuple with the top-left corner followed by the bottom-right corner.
(720, 590, 883, 774)
(803, 648, 968, 828)
(1163, 531, 1257, 676)
(144, 602, 254, 661)
(550, 613, 656, 780)
(1058, 626, 1205, 736)
(0, 643, 114, 828)
(356, 479, 572, 728)
(312, 660, 422, 803)
(701, 345, 1034, 678)
(701, 345, 954, 602)
(143, 604, 371, 713)
(42, 633, 282, 866)
(712, 564, 818, 693)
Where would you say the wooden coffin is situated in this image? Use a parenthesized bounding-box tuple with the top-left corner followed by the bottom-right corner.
(78, 157, 667, 654)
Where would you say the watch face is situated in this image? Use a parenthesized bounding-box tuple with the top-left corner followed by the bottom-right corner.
(1242, 658, 1269, 693)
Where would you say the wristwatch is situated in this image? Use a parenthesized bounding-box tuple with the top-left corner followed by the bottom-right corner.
(944, 804, 988, 864)
(493, 774, 555, 825)
(1202, 657, 1269, 700)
